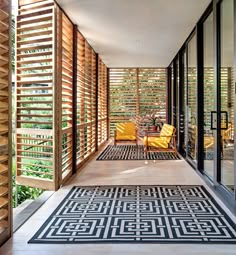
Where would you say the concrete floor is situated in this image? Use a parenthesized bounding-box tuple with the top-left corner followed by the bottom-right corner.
(1, 148, 236, 254)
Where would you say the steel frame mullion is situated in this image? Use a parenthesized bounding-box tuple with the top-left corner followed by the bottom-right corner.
(196, 21, 204, 172)
(213, 0, 222, 184)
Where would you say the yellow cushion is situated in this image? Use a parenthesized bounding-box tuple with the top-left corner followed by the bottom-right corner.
(116, 135, 136, 141)
(160, 124, 175, 143)
(204, 137, 214, 149)
(221, 123, 232, 140)
(144, 136, 168, 149)
(116, 122, 136, 136)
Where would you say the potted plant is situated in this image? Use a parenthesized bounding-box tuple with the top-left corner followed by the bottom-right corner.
(141, 112, 163, 132)
(149, 113, 158, 131)
(142, 112, 160, 131)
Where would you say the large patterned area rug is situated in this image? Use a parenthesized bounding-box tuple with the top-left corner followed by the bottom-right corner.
(29, 185, 236, 244)
(97, 145, 180, 160)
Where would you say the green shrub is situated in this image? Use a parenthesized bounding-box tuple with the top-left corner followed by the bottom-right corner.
(12, 157, 44, 208)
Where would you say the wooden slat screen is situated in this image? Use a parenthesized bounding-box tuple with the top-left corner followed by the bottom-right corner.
(203, 68, 214, 130)
(203, 67, 232, 128)
(230, 67, 234, 125)
(60, 12, 73, 183)
(109, 68, 167, 136)
(0, 0, 12, 245)
(76, 31, 85, 164)
(187, 67, 197, 159)
(76, 33, 97, 165)
(16, 0, 108, 188)
(97, 57, 107, 146)
(109, 68, 137, 135)
(139, 68, 167, 121)
(187, 67, 197, 116)
(16, 0, 55, 190)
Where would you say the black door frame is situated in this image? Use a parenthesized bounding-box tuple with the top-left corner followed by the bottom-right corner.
(167, 0, 236, 200)
(213, 0, 236, 198)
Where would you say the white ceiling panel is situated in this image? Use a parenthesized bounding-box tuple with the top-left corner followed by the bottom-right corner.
(56, 0, 211, 67)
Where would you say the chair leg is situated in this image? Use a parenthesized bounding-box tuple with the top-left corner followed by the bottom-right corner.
(144, 145, 147, 155)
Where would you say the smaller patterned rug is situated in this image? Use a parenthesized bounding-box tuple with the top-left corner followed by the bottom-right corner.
(96, 145, 180, 160)
(28, 185, 236, 244)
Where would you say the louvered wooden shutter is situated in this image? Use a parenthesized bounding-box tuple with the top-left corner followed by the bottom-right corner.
(0, 0, 12, 245)
(16, 0, 74, 190)
(16, 0, 56, 190)
(109, 68, 137, 135)
(97, 57, 108, 146)
(76, 32, 99, 166)
(60, 13, 73, 184)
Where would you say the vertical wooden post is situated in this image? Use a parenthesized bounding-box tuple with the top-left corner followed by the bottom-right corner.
(95, 54, 99, 151)
(80, 37, 85, 160)
(16, 0, 21, 182)
(53, 5, 62, 190)
(136, 68, 140, 118)
(107, 68, 110, 139)
(72, 25, 78, 174)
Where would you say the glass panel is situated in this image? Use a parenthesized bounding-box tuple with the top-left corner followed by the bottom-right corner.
(183, 51, 188, 155)
(203, 12, 214, 179)
(171, 63, 175, 126)
(187, 34, 197, 162)
(176, 59, 179, 146)
(220, 0, 234, 193)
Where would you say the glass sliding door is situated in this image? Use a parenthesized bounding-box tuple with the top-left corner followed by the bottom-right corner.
(176, 58, 179, 148)
(203, 12, 215, 179)
(179, 51, 187, 155)
(220, 0, 234, 193)
(187, 34, 197, 163)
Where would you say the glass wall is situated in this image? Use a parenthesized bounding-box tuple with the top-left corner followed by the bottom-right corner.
(203, 12, 214, 179)
(168, 0, 236, 200)
(187, 34, 197, 162)
(183, 51, 188, 155)
(220, 0, 234, 193)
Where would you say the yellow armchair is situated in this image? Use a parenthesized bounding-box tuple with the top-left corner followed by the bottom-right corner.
(114, 122, 138, 145)
(143, 124, 177, 154)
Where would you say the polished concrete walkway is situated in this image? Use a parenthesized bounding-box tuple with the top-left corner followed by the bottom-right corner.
(1, 149, 236, 254)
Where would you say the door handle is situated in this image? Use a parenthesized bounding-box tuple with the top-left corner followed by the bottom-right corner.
(210, 111, 228, 130)
(210, 111, 216, 130)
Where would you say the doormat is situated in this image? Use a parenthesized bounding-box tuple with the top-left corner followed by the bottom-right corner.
(29, 185, 236, 244)
(96, 145, 180, 160)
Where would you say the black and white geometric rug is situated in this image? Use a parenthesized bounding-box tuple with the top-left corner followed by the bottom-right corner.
(29, 185, 236, 244)
(97, 145, 180, 160)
